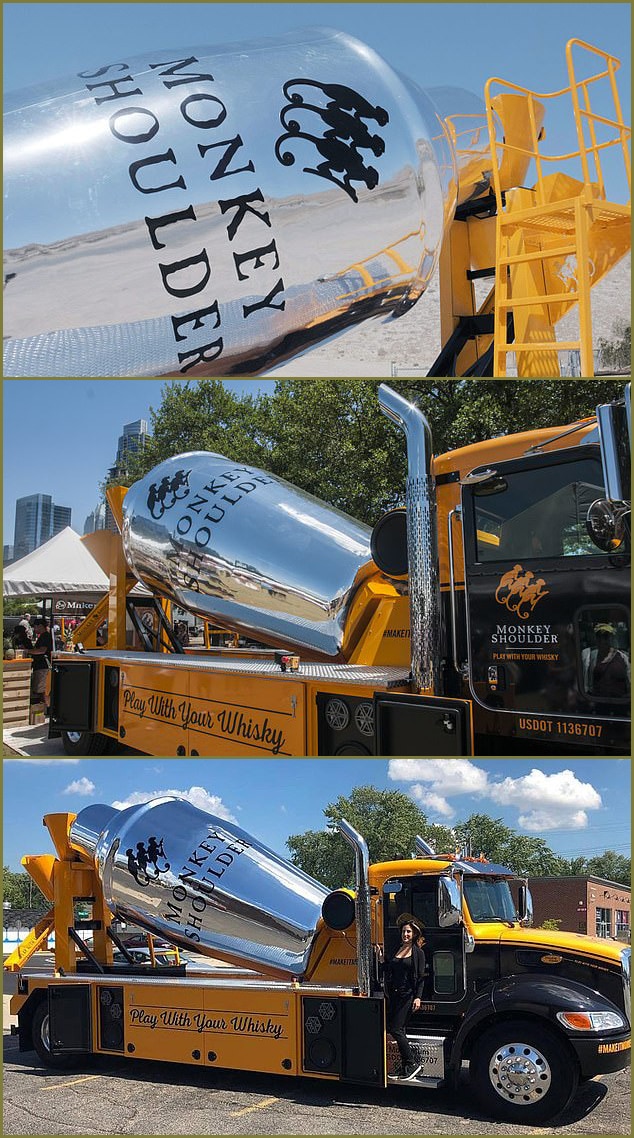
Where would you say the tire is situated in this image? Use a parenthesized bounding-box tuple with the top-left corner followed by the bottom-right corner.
(61, 730, 113, 756)
(31, 1000, 80, 1070)
(469, 1020, 579, 1124)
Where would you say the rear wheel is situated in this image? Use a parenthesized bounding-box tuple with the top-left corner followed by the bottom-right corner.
(469, 1020, 578, 1124)
(31, 1000, 81, 1070)
(61, 730, 113, 755)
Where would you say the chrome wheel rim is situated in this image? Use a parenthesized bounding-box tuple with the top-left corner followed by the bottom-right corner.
(489, 1041, 552, 1104)
(41, 1012, 51, 1053)
(65, 731, 82, 744)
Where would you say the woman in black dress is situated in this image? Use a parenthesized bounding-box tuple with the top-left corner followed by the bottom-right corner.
(384, 915, 426, 1080)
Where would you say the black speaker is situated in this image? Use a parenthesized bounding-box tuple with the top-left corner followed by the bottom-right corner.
(98, 986, 125, 1051)
(102, 667, 120, 732)
(317, 693, 375, 755)
(302, 996, 342, 1073)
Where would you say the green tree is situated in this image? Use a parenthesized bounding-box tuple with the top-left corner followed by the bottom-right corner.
(452, 814, 564, 876)
(557, 851, 631, 885)
(286, 785, 437, 889)
(117, 378, 625, 525)
(585, 850, 631, 886)
(3, 866, 46, 909)
(2, 599, 41, 616)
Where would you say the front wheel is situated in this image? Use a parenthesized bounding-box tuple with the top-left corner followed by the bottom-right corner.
(31, 1001, 80, 1070)
(61, 730, 113, 756)
(469, 1020, 579, 1124)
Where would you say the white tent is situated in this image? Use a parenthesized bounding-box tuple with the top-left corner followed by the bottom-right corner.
(2, 527, 109, 596)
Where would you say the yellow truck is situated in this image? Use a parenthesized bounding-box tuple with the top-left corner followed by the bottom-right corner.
(6, 797, 631, 1125)
(49, 384, 631, 756)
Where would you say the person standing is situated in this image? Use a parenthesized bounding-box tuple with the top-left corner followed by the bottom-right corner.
(12, 612, 33, 651)
(27, 616, 53, 711)
(384, 915, 427, 1081)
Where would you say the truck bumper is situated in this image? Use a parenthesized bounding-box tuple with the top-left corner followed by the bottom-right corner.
(572, 1032, 631, 1078)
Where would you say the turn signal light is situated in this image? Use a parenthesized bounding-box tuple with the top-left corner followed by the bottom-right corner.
(557, 1010, 625, 1031)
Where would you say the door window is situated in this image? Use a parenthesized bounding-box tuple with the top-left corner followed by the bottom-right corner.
(472, 457, 623, 563)
(577, 606, 631, 703)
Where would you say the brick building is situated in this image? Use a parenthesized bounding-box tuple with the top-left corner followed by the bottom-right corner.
(528, 876, 630, 940)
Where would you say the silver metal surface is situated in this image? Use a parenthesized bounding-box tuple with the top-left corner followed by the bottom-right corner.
(68, 649, 410, 687)
(447, 505, 467, 676)
(4, 27, 494, 377)
(378, 385, 441, 693)
(121, 452, 374, 658)
(414, 835, 437, 857)
(69, 796, 329, 976)
(337, 819, 372, 998)
(488, 1040, 552, 1104)
(24, 970, 355, 994)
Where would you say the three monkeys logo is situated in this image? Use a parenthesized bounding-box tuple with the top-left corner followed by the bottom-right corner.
(146, 469, 191, 520)
(495, 564, 549, 620)
(274, 78, 389, 203)
(125, 836, 171, 887)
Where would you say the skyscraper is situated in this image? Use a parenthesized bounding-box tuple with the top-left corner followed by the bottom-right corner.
(107, 419, 149, 483)
(104, 419, 149, 531)
(13, 493, 72, 560)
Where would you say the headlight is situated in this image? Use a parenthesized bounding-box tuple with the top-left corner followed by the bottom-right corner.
(557, 1010, 626, 1032)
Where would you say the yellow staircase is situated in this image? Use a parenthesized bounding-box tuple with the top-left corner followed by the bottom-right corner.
(486, 39, 631, 376)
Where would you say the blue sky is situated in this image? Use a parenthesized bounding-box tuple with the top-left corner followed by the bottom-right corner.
(3, 3, 631, 201)
(2, 379, 268, 546)
(3, 757, 630, 872)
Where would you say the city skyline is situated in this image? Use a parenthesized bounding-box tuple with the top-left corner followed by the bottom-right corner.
(9, 492, 72, 565)
(3, 381, 269, 551)
(5, 416, 148, 560)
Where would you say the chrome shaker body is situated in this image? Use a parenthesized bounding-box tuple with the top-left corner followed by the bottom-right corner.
(121, 452, 373, 657)
(69, 797, 330, 975)
(4, 27, 493, 377)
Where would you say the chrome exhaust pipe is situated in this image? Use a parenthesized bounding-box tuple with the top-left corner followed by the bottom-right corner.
(377, 385, 441, 693)
(336, 818, 372, 997)
(414, 834, 437, 857)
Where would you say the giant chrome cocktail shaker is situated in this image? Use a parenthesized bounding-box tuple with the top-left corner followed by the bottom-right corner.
(70, 796, 330, 975)
(121, 451, 373, 657)
(4, 27, 495, 376)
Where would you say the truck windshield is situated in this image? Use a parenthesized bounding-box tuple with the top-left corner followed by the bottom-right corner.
(463, 876, 517, 923)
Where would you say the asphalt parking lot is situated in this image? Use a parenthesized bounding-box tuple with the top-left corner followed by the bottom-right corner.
(2, 1029, 630, 1136)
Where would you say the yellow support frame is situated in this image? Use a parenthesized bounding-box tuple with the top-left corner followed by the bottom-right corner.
(485, 39, 631, 376)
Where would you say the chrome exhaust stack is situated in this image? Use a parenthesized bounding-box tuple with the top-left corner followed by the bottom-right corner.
(336, 818, 372, 997)
(378, 385, 442, 693)
(414, 834, 437, 857)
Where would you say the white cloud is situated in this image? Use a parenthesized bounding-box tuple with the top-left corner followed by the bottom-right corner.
(111, 785, 236, 822)
(488, 768, 602, 831)
(63, 777, 96, 796)
(389, 759, 603, 834)
(389, 759, 489, 797)
(410, 785, 455, 818)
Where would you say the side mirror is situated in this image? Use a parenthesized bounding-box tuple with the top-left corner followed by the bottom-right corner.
(518, 883, 533, 927)
(437, 876, 462, 927)
(586, 499, 629, 553)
